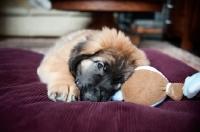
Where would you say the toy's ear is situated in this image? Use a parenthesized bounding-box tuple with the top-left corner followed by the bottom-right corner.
(167, 83, 184, 101)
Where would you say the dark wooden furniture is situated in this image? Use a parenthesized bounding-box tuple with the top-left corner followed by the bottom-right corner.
(164, 0, 200, 51)
(50, 0, 166, 45)
(50, 0, 166, 12)
(50, 0, 200, 51)
(50, 0, 166, 29)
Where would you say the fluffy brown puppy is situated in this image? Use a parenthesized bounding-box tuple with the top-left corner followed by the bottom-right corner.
(37, 27, 149, 102)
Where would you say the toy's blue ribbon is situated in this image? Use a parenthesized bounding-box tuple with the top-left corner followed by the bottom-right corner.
(111, 90, 167, 107)
(183, 72, 200, 99)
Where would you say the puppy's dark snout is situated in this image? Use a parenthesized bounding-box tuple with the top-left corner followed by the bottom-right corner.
(85, 88, 100, 102)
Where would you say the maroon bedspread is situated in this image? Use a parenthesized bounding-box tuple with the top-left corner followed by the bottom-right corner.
(0, 48, 199, 132)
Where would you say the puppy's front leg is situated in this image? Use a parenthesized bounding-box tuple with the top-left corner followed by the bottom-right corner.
(37, 55, 80, 102)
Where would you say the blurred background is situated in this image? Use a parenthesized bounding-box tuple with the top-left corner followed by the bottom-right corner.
(0, 0, 200, 70)
(0, 0, 91, 36)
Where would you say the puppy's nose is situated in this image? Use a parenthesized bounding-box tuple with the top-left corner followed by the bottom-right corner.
(84, 88, 100, 102)
(85, 92, 99, 102)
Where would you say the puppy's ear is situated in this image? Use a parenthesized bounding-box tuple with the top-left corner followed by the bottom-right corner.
(69, 54, 93, 77)
(69, 36, 102, 76)
(131, 49, 150, 68)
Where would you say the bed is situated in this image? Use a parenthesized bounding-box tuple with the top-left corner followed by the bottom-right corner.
(0, 48, 199, 132)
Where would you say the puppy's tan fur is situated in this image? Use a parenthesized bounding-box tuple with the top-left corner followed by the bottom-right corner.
(37, 28, 149, 102)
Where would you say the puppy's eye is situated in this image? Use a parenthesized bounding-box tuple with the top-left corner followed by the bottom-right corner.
(113, 81, 121, 86)
(116, 83, 122, 88)
(113, 81, 122, 90)
(97, 63, 103, 70)
(103, 65, 109, 71)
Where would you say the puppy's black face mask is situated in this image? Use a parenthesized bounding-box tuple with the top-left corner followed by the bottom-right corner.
(69, 54, 133, 102)
(75, 59, 124, 102)
(69, 51, 133, 102)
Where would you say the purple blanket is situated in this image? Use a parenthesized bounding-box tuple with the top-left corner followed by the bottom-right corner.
(0, 48, 199, 132)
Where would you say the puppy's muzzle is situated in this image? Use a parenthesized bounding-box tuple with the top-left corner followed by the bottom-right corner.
(82, 88, 100, 102)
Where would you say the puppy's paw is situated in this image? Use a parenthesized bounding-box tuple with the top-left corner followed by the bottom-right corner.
(48, 84, 80, 102)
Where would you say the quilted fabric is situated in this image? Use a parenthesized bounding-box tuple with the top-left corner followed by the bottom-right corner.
(0, 48, 199, 132)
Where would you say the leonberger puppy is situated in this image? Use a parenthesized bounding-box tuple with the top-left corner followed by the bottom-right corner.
(37, 27, 149, 102)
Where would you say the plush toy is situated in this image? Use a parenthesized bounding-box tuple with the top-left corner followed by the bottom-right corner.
(112, 66, 200, 107)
